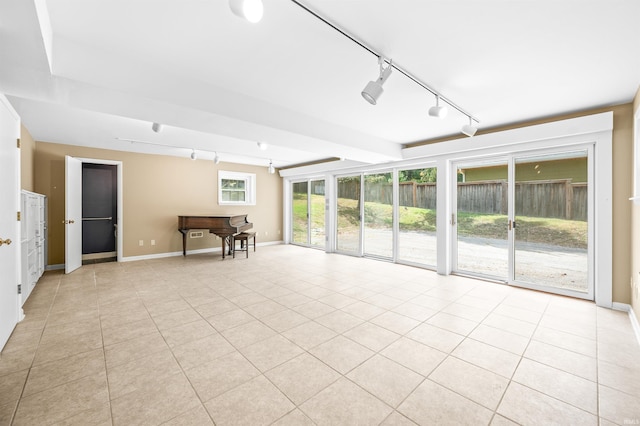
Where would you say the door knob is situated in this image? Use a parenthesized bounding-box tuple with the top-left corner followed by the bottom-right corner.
(62, 220, 75, 224)
(0, 238, 12, 246)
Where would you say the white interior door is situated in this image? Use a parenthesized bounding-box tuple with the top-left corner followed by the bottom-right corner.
(0, 95, 21, 350)
(65, 156, 82, 273)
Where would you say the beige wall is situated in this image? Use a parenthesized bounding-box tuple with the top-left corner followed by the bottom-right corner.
(34, 142, 283, 265)
(609, 104, 634, 305)
(632, 87, 640, 320)
(20, 125, 36, 192)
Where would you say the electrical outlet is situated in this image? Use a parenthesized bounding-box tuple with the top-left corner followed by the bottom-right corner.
(151, 240, 156, 246)
(139, 240, 144, 246)
(264, 231, 268, 236)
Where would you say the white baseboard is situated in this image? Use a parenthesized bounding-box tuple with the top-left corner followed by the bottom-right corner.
(121, 247, 219, 263)
(612, 302, 640, 347)
(629, 306, 640, 347)
(611, 302, 630, 312)
(51, 241, 284, 266)
(121, 240, 283, 263)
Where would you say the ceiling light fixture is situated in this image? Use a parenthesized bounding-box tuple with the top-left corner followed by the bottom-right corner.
(362, 57, 392, 105)
(268, 160, 275, 174)
(229, 0, 263, 23)
(428, 95, 448, 119)
(114, 138, 278, 166)
(151, 122, 163, 133)
(257, 142, 268, 150)
(288, 0, 479, 134)
(461, 116, 478, 137)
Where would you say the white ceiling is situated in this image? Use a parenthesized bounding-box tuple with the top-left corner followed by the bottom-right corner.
(1, 0, 639, 169)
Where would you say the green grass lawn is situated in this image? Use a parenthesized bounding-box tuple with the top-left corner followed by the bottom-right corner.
(294, 195, 587, 249)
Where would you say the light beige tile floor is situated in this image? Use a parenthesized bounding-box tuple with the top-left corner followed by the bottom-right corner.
(1, 244, 639, 425)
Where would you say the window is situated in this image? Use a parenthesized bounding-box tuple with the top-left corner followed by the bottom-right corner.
(218, 171, 256, 205)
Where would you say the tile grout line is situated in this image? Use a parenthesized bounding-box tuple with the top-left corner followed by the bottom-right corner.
(9, 271, 62, 426)
(94, 267, 117, 426)
(488, 291, 551, 425)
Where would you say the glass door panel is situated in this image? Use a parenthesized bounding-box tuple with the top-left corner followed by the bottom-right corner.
(336, 175, 361, 254)
(292, 182, 309, 245)
(397, 167, 437, 266)
(514, 151, 589, 292)
(309, 180, 325, 247)
(455, 159, 509, 280)
(363, 172, 393, 259)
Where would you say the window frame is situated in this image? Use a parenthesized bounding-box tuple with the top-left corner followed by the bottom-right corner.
(218, 171, 256, 206)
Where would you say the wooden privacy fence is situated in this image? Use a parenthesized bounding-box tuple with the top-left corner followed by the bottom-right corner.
(338, 179, 587, 221)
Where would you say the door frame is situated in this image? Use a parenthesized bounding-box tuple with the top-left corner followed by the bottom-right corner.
(65, 157, 123, 272)
(450, 145, 595, 299)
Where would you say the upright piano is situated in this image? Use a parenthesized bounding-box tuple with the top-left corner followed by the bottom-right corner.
(178, 214, 253, 259)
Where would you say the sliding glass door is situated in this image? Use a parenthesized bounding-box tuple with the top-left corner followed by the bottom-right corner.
(336, 172, 394, 259)
(453, 147, 592, 297)
(336, 175, 361, 254)
(292, 181, 309, 245)
(513, 150, 590, 293)
(363, 172, 393, 259)
(397, 167, 437, 267)
(454, 159, 509, 280)
(309, 180, 325, 247)
(291, 179, 325, 248)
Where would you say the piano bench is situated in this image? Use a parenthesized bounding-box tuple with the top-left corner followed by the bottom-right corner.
(232, 232, 256, 258)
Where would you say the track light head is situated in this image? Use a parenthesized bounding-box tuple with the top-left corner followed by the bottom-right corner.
(362, 57, 392, 105)
(190, 149, 197, 160)
(151, 122, 163, 133)
(461, 117, 478, 137)
(268, 160, 275, 174)
(428, 95, 448, 119)
(362, 81, 384, 105)
(214, 152, 220, 164)
(229, 0, 263, 23)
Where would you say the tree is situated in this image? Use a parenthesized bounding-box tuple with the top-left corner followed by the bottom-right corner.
(399, 168, 437, 183)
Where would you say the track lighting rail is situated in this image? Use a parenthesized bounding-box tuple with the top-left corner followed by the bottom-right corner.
(289, 0, 479, 124)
